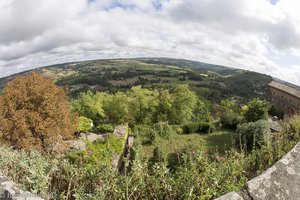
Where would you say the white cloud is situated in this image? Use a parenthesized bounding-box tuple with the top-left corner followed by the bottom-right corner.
(0, 0, 300, 85)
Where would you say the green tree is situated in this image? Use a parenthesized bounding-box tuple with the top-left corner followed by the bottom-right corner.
(192, 99, 210, 122)
(102, 92, 130, 125)
(243, 98, 270, 122)
(71, 91, 106, 124)
(219, 99, 242, 128)
(128, 86, 159, 124)
(170, 84, 197, 124)
(155, 89, 173, 122)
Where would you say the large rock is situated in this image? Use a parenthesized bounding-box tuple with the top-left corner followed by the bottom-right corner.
(65, 132, 106, 150)
(0, 174, 43, 200)
(113, 125, 128, 139)
(79, 132, 106, 142)
(216, 142, 300, 200)
(215, 192, 244, 200)
(111, 125, 129, 170)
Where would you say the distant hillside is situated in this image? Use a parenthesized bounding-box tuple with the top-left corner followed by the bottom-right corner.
(136, 57, 238, 74)
(0, 58, 273, 102)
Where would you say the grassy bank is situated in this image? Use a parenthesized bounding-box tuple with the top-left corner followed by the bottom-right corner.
(140, 129, 235, 159)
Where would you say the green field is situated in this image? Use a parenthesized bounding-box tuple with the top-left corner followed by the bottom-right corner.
(140, 129, 235, 159)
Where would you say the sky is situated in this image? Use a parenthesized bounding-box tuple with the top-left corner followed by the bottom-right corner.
(1, 0, 300, 85)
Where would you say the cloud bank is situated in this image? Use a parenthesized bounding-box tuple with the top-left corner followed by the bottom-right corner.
(0, 0, 300, 84)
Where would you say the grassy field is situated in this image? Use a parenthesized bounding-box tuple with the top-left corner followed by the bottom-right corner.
(140, 129, 235, 159)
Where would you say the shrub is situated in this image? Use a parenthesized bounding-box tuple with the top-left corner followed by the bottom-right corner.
(198, 121, 216, 134)
(132, 125, 157, 144)
(281, 115, 300, 147)
(183, 122, 215, 134)
(0, 73, 76, 152)
(173, 125, 183, 134)
(235, 120, 270, 152)
(243, 98, 270, 122)
(183, 122, 199, 134)
(219, 99, 242, 129)
(132, 125, 153, 136)
(268, 105, 284, 120)
(77, 116, 93, 132)
(0, 146, 56, 197)
(148, 147, 165, 169)
(167, 145, 199, 171)
(154, 122, 176, 139)
(148, 129, 157, 144)
(96, 124, 114, 133)
(67, 134, 123, 168)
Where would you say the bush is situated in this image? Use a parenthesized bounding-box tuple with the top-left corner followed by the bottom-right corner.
(183, 122, 215, 134)
(183, 122, 199, 134)
(235, 120, 270, 152)
(148, 147, 165, 169)
(132, 125, 157, 144)
(77, 116, 93, 132)
(67, 134, 123, 168)
(167, 145, 199, 171)
(243, 98, 270, 122)
(219, 99, 242, 129)
(281, 115, 300, 145)
(154, 122, 176, 139)
(132, 125, 153, 136)
(148, 129, 157, 144)
(173, 125, 183, 134)
(96, 124, 114, 133)
(268, 105, 284, 120)
(198, 121, 216, 134)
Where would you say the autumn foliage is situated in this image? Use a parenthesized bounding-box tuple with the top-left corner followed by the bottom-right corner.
(0, 73, 76, 152)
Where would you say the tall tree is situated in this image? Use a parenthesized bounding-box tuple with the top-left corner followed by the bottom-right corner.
(192, 99, 210, 122)
(155, 89, 173, 122)
(128, 86, 159, 124)
(0, 73, 76, 151)
(71, 91, 106, 125)
(103, 92, 130, 124)
(219, 99, 242, 128)
(170, 84, 197, 124)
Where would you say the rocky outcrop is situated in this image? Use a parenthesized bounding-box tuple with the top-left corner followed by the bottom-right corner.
(216, 141, 300, 200)
(111, 125, 129, 170)
(0, 174, 43, 200)
(65, 132, 107, 150)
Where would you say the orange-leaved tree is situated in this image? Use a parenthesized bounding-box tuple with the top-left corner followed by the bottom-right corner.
(0, 72, 77, 152)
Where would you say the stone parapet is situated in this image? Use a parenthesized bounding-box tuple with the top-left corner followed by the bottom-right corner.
(0, 174, 43, 200)
(216, 142, 300, 200)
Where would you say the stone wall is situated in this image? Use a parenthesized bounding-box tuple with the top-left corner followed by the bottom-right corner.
(216, 141, 300, 200)
(111, 125, 129, 170)
(0, 174, 43, 200)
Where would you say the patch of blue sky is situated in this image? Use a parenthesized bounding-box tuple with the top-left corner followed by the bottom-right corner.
(109, 1, 136, 10)
(152, 0, 162, 11)
(267, 46, 300, 67)
(269, 0, 279, 5)
(87, 0, 95, 3)
(88, 0, 162, 11)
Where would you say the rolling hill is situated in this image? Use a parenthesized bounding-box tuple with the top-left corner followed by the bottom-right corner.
(0, 58, 273, 102)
